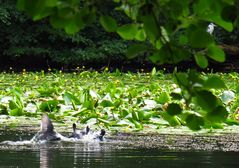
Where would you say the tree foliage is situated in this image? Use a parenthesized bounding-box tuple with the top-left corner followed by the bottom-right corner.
(0, 0, 128, 68)
(16, 0, 239, 67)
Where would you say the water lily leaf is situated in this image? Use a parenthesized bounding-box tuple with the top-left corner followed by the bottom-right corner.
(100, 100, 114, 107)
(131, 111, 139, 121)
(9, 100, 19, 110)
(157, 92, 171, 104)
(83, 100, 94, 110)
(63, 92, 81, 105)
(9, 108, 22, 116)
(39, 100, 59, 112)
(81, 114, 97, 124)
(130, 119, 143, 129)
(98, 118, 111, 124)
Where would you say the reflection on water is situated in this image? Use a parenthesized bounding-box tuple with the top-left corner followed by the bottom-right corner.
(1, 130, 239, 168)
(1, 141, 239, 168)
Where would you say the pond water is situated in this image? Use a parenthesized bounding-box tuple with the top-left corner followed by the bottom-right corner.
(1, 130, 239, 168)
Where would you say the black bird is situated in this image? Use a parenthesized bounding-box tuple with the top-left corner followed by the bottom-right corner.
(96, 129, 106, 141)
(32, 114, 61, 141)
(69, 123, 90, 139)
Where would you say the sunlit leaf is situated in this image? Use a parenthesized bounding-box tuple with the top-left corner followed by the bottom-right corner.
(39, 100, 59, 112)
(63, 92, 81, 105)
(9, 108, 22, 116)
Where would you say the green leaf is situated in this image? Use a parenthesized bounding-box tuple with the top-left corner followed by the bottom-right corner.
(135, 29, 146, 41)
(39, 100, 59, 112)
(151, 67, 157, 76)
(9, 108, 22, 116)
(207, 44, 225, 62)
(204, 76, 226, 89)
(161, 112, 181, 126)
(117, 24, 138, 40)
(193, 0, 233, 31)
(17, 0, 26, 10)
(166, 103, 182, 116)
(100, 93, 114, 107)
(186, 113, 204, 130)
(63, 92, 81, 105)
(44, 0, 58, 7)
(100, 99, 114, 107)
(206, 106, 228, 122)
(195, 90, 219, 112)
(179, 35, 188, 45)
(100, 15, 118, 32)
(131, 111, 139, 121)
(9, 100, 19, 110)
(83, 100, 94, 110)
(64, 22, 80, 34)
(188, 28, 214, 48)
(131, 119, 143, 129)
(127, 43, 149, 59)
(194, 53, 208, 68)
(174, 72, 189, 87)
(141, 14, 159, 43)
(97, 118, 111, 124)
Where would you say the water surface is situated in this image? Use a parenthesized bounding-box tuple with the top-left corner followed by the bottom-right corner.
(1, 130, 239, 168)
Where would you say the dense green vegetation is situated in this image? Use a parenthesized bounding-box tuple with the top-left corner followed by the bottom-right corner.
(0, 0, 239, 68)
(16, 0, 239, 67)
(0, 0, 239, 131)
(0, 70, 238, 131)
(0, 0, 128, 68)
